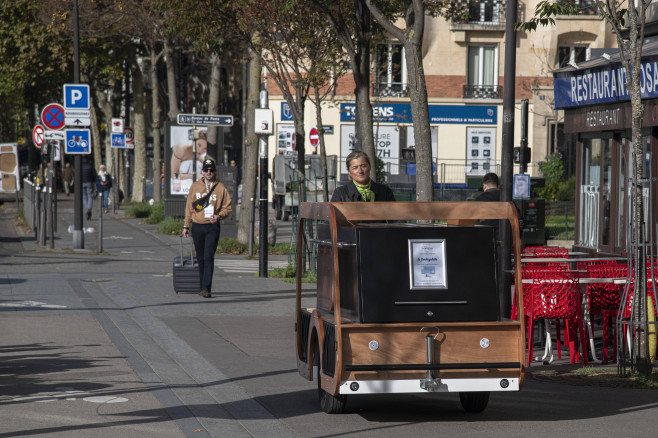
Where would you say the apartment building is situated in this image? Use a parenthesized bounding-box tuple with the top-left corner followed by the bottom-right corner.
(264, 0, 614, 186)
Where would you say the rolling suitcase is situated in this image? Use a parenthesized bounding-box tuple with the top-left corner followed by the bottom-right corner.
(173, 236, 200, 293)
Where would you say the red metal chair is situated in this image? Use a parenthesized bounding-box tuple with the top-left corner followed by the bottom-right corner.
(524, 268, 588, 367)
(585, 262, 626, 363)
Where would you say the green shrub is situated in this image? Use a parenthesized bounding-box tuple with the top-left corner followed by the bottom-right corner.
(536, 153, 566, 201)
(143, 202, 164, 224)
(269, 265, 317, 283)
(156, 217, 184, 235)
(125, 202, 152, 218)
(556, 176, 576, 202)
(217, 237, 249, 254)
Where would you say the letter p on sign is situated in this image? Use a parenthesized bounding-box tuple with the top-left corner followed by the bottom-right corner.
(63, 84, 90, 109)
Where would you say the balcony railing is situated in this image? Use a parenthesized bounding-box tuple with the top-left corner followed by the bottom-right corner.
(373, 82, 410, 98)
(463, 84, 502, 99)
(467, 0, 504, 25)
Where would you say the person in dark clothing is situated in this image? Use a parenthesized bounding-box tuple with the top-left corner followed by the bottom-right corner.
(476, 172, 502, 229)
(476, 172, 523, 237)
(81, 156, 97, 220)
(330, 151, 395, 202)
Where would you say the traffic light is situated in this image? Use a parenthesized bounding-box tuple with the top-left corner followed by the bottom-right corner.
(514, 147, 531, 166)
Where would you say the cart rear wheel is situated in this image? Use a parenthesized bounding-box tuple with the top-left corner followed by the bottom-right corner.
(459, 391, 490, 413)
(315, 343, 346, 414)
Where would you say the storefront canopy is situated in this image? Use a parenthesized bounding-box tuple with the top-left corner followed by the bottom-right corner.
(553, 40, 658, 109)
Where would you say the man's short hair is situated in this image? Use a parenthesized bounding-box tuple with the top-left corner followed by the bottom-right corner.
(482, 172, 499, 187)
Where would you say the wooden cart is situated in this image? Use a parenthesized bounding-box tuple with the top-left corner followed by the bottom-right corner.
(294, 201, 525, 413)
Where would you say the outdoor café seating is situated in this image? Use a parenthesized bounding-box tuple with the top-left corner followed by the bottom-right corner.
(522, 265, 588, 367)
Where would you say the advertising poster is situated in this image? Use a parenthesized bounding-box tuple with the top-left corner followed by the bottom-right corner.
(466, 126, 496, 176)
(277, 124, 296, 155)
(169, 125, 209, 195)
(0, 143, 20, 193)
(340, 125, 400, 175)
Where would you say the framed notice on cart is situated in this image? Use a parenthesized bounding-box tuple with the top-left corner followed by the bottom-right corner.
(408, 239, 448, 290)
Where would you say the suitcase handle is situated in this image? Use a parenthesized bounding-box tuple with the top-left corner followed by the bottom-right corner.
(179, 235, 195, 263)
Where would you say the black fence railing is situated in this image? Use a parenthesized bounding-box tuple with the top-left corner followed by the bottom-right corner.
(463, 84, 502, 99)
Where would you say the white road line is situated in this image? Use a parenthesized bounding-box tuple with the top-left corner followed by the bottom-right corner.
(215, 259, 289, 273)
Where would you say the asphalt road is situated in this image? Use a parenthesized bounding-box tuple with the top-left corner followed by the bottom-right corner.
(1, 196, 657, 437)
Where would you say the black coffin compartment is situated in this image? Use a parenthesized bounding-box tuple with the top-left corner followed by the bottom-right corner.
(333, 224, 499, 323)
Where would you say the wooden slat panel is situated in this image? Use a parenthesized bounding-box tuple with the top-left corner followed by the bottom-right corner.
(341, 325, 521, 381)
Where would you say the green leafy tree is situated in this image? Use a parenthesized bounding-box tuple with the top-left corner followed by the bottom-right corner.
(536, 153, 565, 201)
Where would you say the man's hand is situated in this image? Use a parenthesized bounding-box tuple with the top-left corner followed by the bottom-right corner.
(182, 227, 190, 237)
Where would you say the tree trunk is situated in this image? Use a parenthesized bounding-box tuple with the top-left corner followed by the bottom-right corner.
(150, 46, 162, 203)
(405, 39, 433, 202)
(207, 52, 222, 163)
(165, 39, 180, 121)
(353, 0, 376, 179)
(237, 56, 260, 244)
(314, 87, 329, 201)
(131, 53, 147, 203)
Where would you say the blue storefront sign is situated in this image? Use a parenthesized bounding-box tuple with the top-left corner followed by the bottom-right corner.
(339, 103, 496, 125)
(554, 55, 658, 109)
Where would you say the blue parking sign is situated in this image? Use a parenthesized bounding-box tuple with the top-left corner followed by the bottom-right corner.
(65, 129, 91, 154)
(111, 133, 126, 148)
(63, 84, 90, 109)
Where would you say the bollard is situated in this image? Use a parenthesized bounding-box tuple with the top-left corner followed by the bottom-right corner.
(98, 199, 103, 253)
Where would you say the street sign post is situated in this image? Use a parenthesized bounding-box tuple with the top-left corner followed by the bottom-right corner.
(124, 127, 134, 144)
(111, 118, 124, 133)
(177, 114, 234, 126)
(63, 84, 90, 109)
(33, 125, 46, 148)
(309, 126, 319, 148)
(65, 129, 91, 154)
(111, 133, 126, 148)
(45, 130, 66, 141)
(41, 103, 66, 130)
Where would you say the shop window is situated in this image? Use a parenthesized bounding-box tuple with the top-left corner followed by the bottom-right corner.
(558, 45, 589, 68)
(374, 43, 407, 97)
(579, 139, 601, 248)
(464, 45, 500, 99)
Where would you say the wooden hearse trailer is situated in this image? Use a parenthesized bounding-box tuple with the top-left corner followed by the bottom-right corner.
(294, 201, 525, 413)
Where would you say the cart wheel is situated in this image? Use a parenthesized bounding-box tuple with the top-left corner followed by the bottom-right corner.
(315, 343, 346, 414)
(459, 391, 490, 413)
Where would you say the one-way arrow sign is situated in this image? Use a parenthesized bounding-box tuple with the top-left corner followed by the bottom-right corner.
(177, 114, 234, 126)
(66, 117, 91, 126)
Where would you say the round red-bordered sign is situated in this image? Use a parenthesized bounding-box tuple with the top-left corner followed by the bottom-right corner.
(309, 127, 319, 147)
(41, 103, 66, 130)
(124, 127, 134, 143)
(33, 125, 46, 148)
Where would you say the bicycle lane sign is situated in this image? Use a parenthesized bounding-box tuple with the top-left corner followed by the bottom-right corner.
(65, 129, 91, 154)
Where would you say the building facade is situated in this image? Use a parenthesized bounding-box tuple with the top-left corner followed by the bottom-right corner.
(263, 0, 614, 186)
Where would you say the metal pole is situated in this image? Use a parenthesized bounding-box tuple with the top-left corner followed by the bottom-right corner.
(98, 198, 103, 253)
(72, 0, 84, 249)
(258, 88, 269, 277)
(248, 197, 255, 257)
(498, 0, 518, 319)
(520, 99, 529, 174)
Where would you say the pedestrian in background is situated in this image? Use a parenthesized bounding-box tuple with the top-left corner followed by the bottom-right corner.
(62, 162, 74, 196)
(330, 151, 395, 202)
(81, 156, 96, 220)
(96, 164, 113, 213)
(182, 158, 232, 298)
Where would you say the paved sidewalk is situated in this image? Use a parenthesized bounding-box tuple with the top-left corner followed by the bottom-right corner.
(0, 194, 300, 438)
